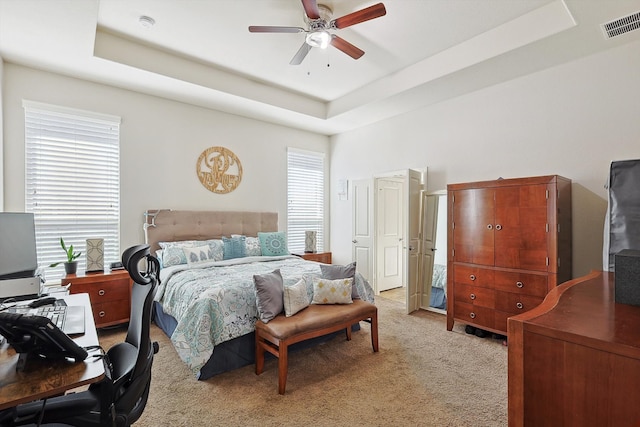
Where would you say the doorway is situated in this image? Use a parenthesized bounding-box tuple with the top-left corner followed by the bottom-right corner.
(420, 191, 447, 314)
(352, 169, 423, 313)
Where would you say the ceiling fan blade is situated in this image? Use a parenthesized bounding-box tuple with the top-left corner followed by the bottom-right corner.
(330, 35, 364, 59)
(290, 42, 313, 65)
(331, 3, 386, 29)
(301, 0, 320, 20)
(249, 26, 305, 33)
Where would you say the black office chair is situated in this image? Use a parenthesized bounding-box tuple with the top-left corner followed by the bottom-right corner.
(1, 245, 160, 427)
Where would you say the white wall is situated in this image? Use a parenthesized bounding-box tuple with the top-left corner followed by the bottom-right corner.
(2, 64, 329, 256)
(330, 40, 640, 278)
(0, 57, 4, 209)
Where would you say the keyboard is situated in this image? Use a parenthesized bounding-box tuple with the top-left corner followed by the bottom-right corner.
(36, 305, 67, 329)
(6, 302, 86, 335)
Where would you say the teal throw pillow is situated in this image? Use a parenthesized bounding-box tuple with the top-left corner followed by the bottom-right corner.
(258, 232, 289, 256)
(223, 236, 246, 260)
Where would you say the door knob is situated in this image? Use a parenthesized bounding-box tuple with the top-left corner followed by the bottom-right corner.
(352, 239, 357, 244)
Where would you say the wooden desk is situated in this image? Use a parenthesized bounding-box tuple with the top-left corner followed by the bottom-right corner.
(0, 293, 105, 410)
(508, 271, 640, 427)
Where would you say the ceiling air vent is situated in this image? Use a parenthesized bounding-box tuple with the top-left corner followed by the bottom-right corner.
(601, 11, 640, 39)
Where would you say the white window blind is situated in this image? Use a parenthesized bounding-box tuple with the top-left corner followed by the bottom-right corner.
(287, 148, 325, 253)
(24, 101, 121, 283)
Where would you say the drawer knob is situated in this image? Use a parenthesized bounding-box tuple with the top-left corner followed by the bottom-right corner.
(470, 293, 476, 300)
(486, 224, 493, 230)
(495, 224, 502, 231)
(516, 302, 524, 309)
(470, 274, 476, 281)
(470, 312, 476, 319)
(99, 310, 106, 318)
(98, 289, 105, 296)
(516, 281, 524, 288)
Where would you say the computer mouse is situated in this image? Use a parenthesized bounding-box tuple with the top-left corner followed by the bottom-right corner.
(28, 296, 57, 308)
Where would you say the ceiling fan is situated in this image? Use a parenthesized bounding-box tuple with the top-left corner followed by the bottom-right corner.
(248, 0, 386, 65)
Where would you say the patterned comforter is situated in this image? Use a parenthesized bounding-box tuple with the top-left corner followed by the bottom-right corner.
(155, 255, 375, 378)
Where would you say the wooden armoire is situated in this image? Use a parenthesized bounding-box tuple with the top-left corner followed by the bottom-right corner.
(446, 175, 572, 335)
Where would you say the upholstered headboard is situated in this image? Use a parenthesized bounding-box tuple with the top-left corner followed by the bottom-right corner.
(144, 210, 278, 253)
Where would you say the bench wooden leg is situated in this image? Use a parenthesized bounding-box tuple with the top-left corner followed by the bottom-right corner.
(278, 343, 289, 395)
(370, 312, 379, 352)
(255, 334, 265, 375)
(345, 325, 352, 341)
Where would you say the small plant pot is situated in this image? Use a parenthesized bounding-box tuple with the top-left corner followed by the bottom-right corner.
(64, 261, 78, 275)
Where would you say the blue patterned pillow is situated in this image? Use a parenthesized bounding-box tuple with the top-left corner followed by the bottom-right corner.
(258, 232, 289, 256)
(223, 236, 246, 260)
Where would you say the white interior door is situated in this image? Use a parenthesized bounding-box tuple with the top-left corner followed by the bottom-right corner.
(420, 193, 439, 309)
(376, 178, 403, 293)
(406, 169, 422, 313)
(352, 179, 374, 283)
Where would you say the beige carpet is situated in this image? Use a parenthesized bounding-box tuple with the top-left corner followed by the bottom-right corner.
(98, 296, 507, 426)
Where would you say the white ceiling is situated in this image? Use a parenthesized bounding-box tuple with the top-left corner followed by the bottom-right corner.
(1, 0, 640, 135)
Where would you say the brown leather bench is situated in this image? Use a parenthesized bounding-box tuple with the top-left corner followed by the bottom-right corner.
(255, 299, 379, 394)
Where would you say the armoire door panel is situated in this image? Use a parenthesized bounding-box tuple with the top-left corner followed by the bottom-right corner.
(495, 185, 549, 270)
(453, 188, 494, 266)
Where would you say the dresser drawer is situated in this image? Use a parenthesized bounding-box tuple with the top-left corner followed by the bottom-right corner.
(453, 283, 495, 309)
(493, 271, 549, 297)
(453, 265, 495, 289)
(92, 299, 130, 327)
(66, 270, 132, 327)
(494, 291, 543, 315)
(73, 280, 130, 303)
(454, 301, 495, 330)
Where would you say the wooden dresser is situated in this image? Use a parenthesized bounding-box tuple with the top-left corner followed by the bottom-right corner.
(508, 271, 640, 426)
(446, 175, 572, 335)
(65, 269, 132, 328)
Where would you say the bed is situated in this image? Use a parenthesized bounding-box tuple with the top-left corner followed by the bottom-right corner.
(144, 210, 375, 380)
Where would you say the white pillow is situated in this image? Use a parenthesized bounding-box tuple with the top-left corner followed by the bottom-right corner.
(311, 277, 353, 305)
(284, 278, 310, 317)
(183, 245, 216, 265)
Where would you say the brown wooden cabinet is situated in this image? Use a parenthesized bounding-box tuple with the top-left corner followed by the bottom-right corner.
(65, 269, 132, 328)
(446, 175, 572, 335)
(293, 252, 332, 264)
(508, 271, 640, 426)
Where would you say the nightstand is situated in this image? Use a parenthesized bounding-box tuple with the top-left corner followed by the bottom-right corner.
(293, 252, 332, 264)
(65, 269, 132, 328)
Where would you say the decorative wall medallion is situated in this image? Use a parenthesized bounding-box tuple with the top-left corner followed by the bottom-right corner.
(196, 146, 243, 194)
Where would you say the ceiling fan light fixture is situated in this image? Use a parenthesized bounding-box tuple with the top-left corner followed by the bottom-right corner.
(306, 30, 331, 49)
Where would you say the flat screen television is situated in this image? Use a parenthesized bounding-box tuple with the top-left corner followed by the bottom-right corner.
(0, 212, 38, 280)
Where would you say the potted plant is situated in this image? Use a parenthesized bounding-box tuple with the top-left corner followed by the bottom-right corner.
(49, 237, 82, 275)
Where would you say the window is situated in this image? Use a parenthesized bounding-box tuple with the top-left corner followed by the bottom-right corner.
(24, 101, 121, 282)
(287, 148, 325, 253)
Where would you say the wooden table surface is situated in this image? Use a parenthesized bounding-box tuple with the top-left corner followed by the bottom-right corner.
(0, 293, 105, 410)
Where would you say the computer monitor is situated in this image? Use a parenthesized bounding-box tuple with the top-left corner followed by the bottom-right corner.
(0, 212, 38, 280)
